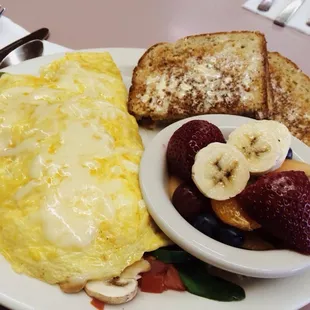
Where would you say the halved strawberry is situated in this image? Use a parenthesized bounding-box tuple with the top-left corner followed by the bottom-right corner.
(238, 171, 310, 254)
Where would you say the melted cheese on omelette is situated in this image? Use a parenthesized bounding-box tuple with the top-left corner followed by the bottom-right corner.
(0, 52, 168, 284)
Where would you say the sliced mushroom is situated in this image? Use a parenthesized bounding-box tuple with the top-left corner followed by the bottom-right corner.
(85, 278, 138, 305)
(59, 277, 87, 293)
(120, 259, 151, 280)
(84, 259, 151, 305)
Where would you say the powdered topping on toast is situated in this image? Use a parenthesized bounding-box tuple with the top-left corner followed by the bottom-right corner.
(136, 52, 263, 118)
(129, 32, 270, 121)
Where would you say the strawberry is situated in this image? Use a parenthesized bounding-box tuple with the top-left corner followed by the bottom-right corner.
(166, 120, 225, 180)
(238, 171, 310, 254)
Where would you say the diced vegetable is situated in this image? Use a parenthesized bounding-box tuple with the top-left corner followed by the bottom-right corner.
(139, 273, 166, 293)
(145, 258, 168, 274)
(164, 265, 186, 291)
(91, 298, 105, 310)
(143, 250, 246, 302)
(140, 257, 185, 293)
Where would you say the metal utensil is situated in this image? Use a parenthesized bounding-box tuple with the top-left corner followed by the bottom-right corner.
(0, 28, 49, 62)
(257, 0, 275, 12)
(0, 40, 44, 69)
(0, 5, 5, 18)
(274, 0, 306, 27)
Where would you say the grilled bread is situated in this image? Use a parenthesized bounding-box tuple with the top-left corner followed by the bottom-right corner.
(268, 52, 310, 146)
(128, 31, 271, 122)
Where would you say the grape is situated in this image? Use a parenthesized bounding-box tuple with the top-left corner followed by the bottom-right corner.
(172, 183, 211, 222)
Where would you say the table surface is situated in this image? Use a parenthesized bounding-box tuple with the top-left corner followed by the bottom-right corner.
(3, 0, 310, 309)
(5, 0, 310, 75)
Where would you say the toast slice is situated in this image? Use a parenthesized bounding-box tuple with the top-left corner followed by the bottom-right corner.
(268, 52, 310, 146)
(128, 31, 271, 122)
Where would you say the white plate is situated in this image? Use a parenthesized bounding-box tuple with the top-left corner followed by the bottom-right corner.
(0, 48, 309, 310)
(140, 114, 310, 278)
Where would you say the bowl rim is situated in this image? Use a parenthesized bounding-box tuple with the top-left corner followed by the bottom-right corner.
(139, 114, 310, 278)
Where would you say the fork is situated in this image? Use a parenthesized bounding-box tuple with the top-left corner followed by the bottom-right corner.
(257, 0, 275, 12)
(0, 5, 5, 18)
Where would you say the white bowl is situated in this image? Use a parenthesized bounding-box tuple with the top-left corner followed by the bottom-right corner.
(140, 114, 310, 278)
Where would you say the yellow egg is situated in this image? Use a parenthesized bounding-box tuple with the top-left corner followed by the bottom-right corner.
(0, 52, 169, 285)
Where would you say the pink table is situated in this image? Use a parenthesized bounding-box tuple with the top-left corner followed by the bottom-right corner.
(4, 0, 310, 309)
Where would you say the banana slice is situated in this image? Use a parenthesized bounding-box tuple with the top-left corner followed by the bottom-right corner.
(192, 143, 250, 201)
(227, 121, 285, 175)
(258, 120, 291, 170)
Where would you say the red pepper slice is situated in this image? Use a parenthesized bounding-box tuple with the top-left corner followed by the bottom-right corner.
(139, 272, 166, 293)
(91, 298, 105, 310)
(148, 259, 169, 275)
(164, 265, 186, 291)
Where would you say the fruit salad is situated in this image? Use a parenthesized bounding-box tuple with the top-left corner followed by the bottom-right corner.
(167, 119, 310, 253)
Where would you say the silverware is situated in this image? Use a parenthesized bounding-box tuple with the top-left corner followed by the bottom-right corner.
(0, 5, 5, 18)
(257, 0, 275, 12)
(0, 40, 44, 69)
(0, 28, 49, 63)
(274, 0, 306, 27)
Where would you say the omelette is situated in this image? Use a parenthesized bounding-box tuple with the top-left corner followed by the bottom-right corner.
(0, 52, 168, 286)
